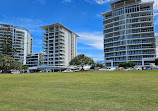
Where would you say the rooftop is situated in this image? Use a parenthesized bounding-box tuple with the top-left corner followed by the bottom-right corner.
(109, 0, 154, 10)
(0, 23, 33, 38)
(41, 23, 79, 37)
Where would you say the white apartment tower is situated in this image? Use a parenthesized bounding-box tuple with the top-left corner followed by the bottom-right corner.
(26, 53, 41, 67)
(41, 23, 79, 67)
(0, 24, 33, 65)
(102, 0, 157, 67)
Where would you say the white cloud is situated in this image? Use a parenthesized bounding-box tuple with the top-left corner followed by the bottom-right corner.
(0, 16, 43, 32)
(61, 0, 158, 9)
(77, 53, 104, 61)
(153, 0, 158, 10)
(84, 0, 112, 4)
(77, 31, 103, 50)
(6, 17, 43, 34)
(94, 0, 112, 4)
(92, 0, 158, 11)
(62, 0, 111, 4)
(154, 12, 158, 16)
(87, 54, 104, 61)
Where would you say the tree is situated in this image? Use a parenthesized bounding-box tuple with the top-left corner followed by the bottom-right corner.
(0, 27, 16, 57)
(22, 65, 29, 70)
(0, 55, 21, 73)
(96, 63, 104, 68)
(118, 62, 136, 69)
(155, 59, 158, 65)
(69, 54, 95, 69)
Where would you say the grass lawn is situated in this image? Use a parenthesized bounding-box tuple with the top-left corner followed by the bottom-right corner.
(0, 71, 158, 111)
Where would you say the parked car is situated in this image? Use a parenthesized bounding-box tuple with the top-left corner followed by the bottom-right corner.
(124, 68, 134, 71)
(11, 70, 20, 74)
(83, 65, 91, 70)
(116, 67, 125, 71)
(134, 66, 142, 70)
(62, 69, 74, 72)
(99, 67, 116, 71)
(99, 68, 107, 71)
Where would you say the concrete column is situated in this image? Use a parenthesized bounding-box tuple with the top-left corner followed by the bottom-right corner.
(142, 59, 145, 67)
(111, 61, 114, 67)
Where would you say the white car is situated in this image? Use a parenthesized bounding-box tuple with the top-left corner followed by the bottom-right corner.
(99, 67, 116, 71)
(11, 70, 20, 74)
(134, 66, 143, 70)
(62, 69, 74, 72)
(124, 68, 134, 71)
(99, 68, 107, 71)
(83, 65, 91, 70)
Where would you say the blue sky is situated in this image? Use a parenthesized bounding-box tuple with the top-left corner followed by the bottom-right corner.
(0, 0, 158, 61)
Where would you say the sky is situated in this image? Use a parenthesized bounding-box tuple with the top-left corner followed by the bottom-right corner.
(0, 0, 158, 61)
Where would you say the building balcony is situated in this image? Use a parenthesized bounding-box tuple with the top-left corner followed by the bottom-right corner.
(55, 55, 65, 58)
(43, 47, 48, 49)
(104, 44, 125, 49)
(127, 19, 153, 25)
(130, 25, 154, 29)
(127, 41, 154, 45)
(55, 59, 65, 62)
(128, 53, 155, 56)
(104, 41, 114, 44)
(104, 36, 113, 39)
(59, 29, 64, 33)
(105, 49, 126, 53)
(126, 30, 154, 35)
(15, 46, 24, 49)
(56, 47, 65, 50)
(49, 38, 55, 40)
(43, 39, 48, 42)
(128, 59, 142, 61)
(59, 33, 64, 36)
(43, 32, 48, 35)
(140, 8, 152, 12)
(43, 36, 48, 39)
(59, 36, 65, 40)
(127, 14, 153, 19)
(55, 44, 65, 47)
(113, 60, 127, 62)
(55, 51, 65, 54)
(103, 18, 124, 25)
(128, 47, 155, 51)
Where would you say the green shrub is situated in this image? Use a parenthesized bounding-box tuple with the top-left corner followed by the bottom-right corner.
(118, 62, 136, 68)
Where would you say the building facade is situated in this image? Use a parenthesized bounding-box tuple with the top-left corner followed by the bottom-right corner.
(0, 24, 33, 65)
(41, 23, 79, 67)
(26, 53, 41, 67)
(102, 0, 157, 67)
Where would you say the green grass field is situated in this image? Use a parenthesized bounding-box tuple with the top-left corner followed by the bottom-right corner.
(0, 71, 158, 111)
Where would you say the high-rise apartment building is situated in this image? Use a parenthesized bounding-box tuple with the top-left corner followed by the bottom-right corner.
(102, 0, 157, 67)
(0, 24, 33, 64)
(41, 23, 79, 67)
(26, 53, 41, 67)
